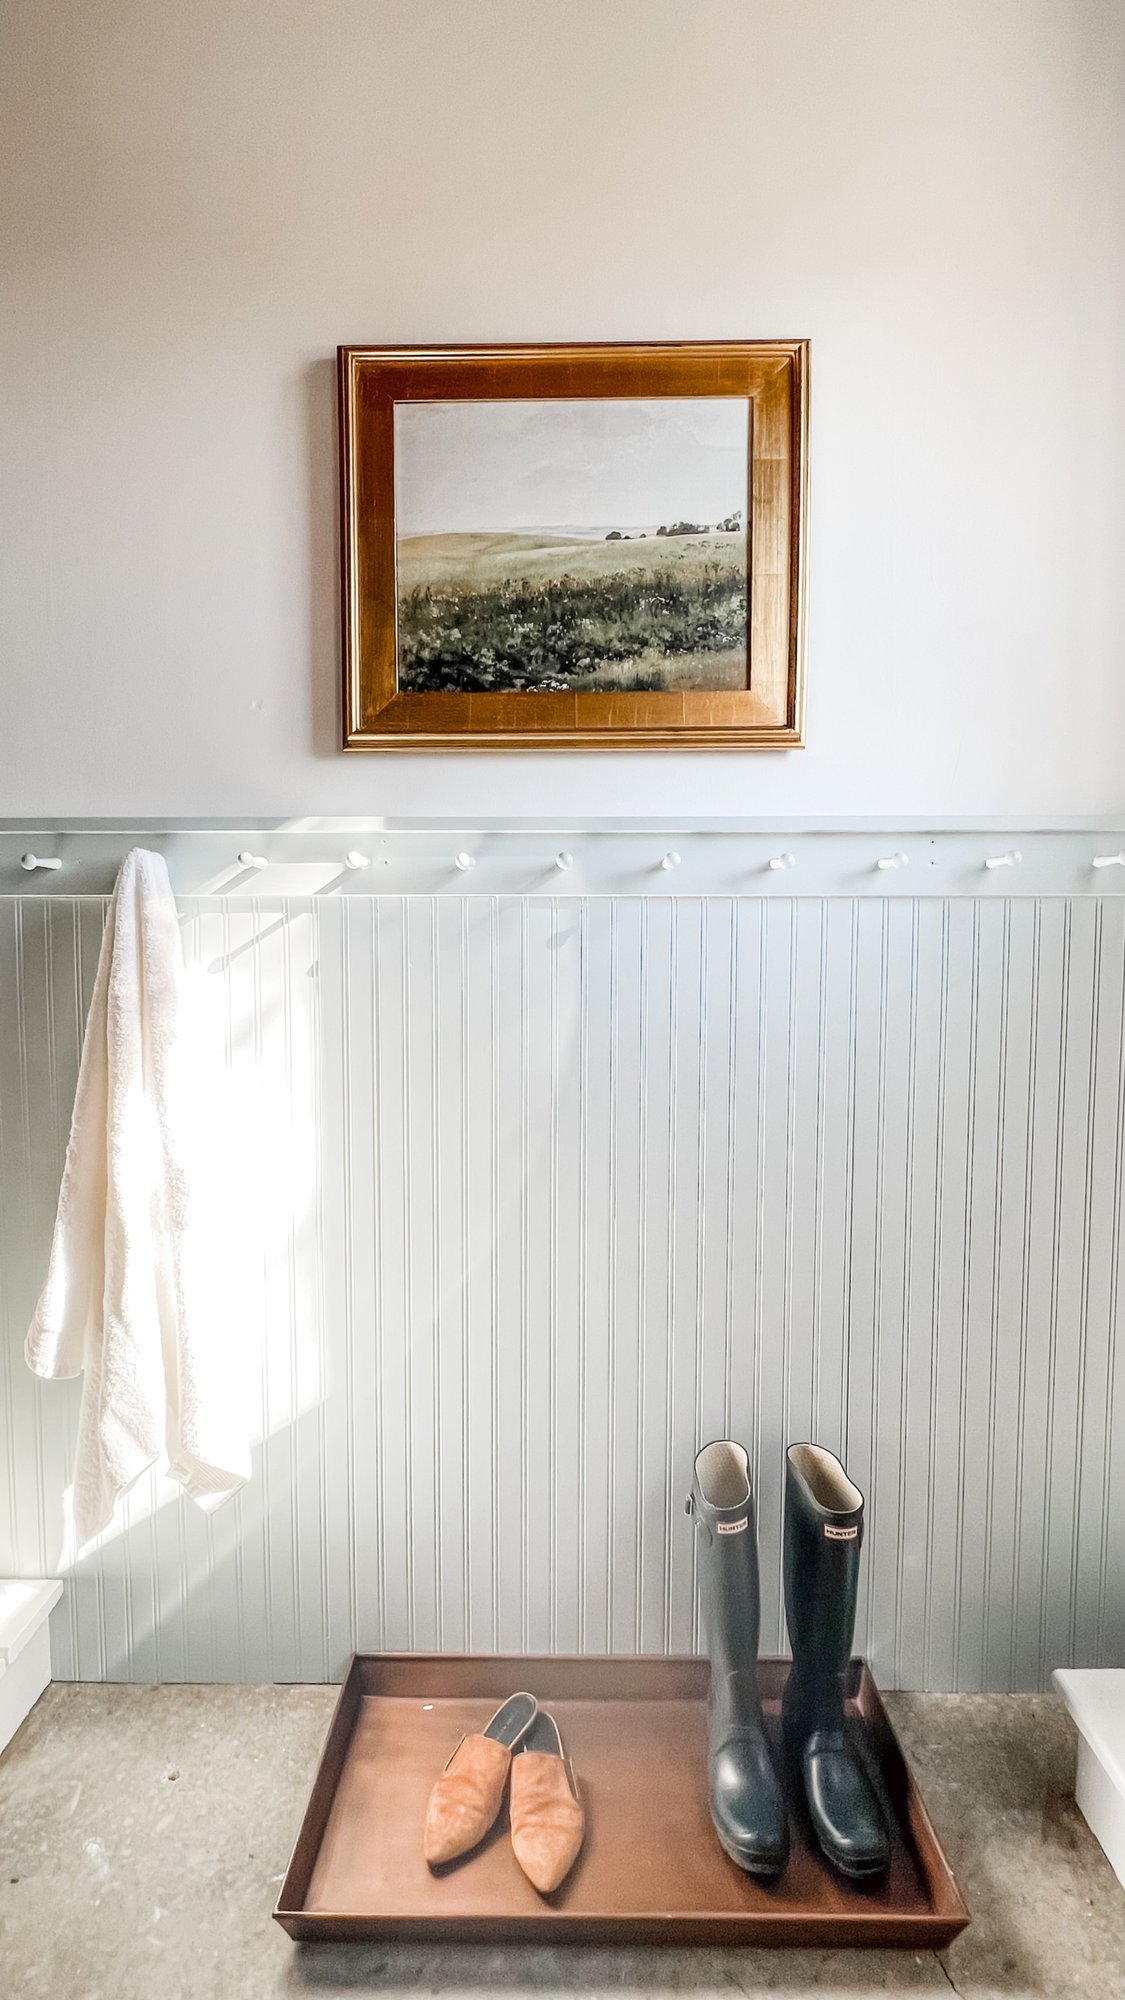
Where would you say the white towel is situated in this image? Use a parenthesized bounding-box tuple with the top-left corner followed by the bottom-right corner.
(26, 848, 249, 1546)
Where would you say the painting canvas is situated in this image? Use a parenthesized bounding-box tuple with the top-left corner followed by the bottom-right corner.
(393, 399, 750, 695)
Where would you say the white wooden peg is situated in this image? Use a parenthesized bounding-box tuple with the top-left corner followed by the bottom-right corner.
(660, 850, 681, 871)
(454, 851, 475, 872)
(344, 851, 368, 870)
(237, 851, 268, 870)
(768, 852, 796, 872)
(1092, 853, 1125, 869)
(19, 853, 62, 872)
(877, 852, 909, 871)
(555, 851, 573, 871)
(985, 849, 1022, 870)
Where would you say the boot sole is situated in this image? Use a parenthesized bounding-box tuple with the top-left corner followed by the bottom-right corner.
(820, 1850, 890, 1881)
(712, 1820, 788, 1880)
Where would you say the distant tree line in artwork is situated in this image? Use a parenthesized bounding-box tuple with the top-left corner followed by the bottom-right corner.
(606, 508, 742, 542)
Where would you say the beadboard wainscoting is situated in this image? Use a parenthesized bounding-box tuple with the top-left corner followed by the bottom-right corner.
(1, 887, 1124, 1689)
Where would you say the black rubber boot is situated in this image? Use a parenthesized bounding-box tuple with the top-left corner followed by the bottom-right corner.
(687, 1440, 789, 1878)
(782, 1443, 890, 1880)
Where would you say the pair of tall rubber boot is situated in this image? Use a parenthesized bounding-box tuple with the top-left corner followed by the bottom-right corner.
(687, 1438, 889, 1881)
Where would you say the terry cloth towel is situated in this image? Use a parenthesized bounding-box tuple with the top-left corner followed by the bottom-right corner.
(26, 848, 249, 1546)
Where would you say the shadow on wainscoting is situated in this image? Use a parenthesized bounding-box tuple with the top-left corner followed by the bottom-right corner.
(304, 356, 342, 762)
(205, 911, 296, 972)
(52, 1401, 358, 1685)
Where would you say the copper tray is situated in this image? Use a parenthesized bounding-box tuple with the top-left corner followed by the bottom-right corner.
(275, 1653, 969, 1948)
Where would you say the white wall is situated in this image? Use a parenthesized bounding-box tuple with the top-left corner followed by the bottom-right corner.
(2, 0, 1123, 820)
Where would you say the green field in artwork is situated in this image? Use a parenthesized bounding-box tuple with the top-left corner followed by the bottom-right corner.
(395, 528, 748, 693)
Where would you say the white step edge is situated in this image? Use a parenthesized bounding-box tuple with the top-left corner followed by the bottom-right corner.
(1053, 1668, 1125, 1889)
(0, 1580, 62, 1758)
(0, 1579, 63, 1671)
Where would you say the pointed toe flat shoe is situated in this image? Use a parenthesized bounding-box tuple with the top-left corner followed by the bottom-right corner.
(509, 1711, 585, 1894)
(423, 1691, 537, 1866)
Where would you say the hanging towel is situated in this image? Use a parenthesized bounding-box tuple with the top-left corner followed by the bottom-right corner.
(26, 848, 249, 1546)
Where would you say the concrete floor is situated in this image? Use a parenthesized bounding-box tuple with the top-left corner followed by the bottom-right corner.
(0, 1685, 1121, 2000)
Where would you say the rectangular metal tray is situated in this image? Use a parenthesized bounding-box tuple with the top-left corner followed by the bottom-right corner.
(275, 1653, 969, 1948)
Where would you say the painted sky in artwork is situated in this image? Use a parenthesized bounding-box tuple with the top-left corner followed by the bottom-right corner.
(394, 397, 749, 538)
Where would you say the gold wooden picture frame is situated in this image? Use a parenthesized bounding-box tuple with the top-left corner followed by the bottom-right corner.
(339, 341, 808, 750)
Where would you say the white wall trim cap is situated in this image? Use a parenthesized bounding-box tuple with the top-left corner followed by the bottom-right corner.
(0, 1580, 63, 1671)
(1054, 1669, 1125, 1798)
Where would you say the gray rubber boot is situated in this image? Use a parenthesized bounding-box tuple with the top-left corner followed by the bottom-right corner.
(782, 1443, 890, 1880)
(687, 1440, 789, 1878)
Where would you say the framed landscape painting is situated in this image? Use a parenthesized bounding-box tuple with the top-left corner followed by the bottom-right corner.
(338, 341, 808, 750)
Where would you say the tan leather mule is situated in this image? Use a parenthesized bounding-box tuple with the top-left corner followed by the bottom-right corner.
(423, 1692, 537, 1866)
(509, 1711, 585, 1894)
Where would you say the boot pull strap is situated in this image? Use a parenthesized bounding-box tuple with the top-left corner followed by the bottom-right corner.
(685, 1490, 714, 1544)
